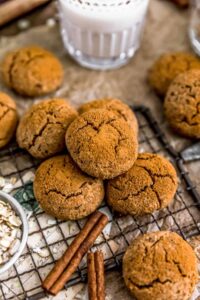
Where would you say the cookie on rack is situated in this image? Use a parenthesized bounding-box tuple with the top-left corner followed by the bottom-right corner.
(78, 98, 138, 133)
(1, 45, 63, 97)
(107, 153, 178, 215)
(33, 155, 104, 220)
(0, 92, 18, 149)
(123, 231, 198, 300)
(148, 52, 200, 96)
(17, 99, 77, 159)
(66, 109, 138, 179)
(164, 69, 200, 139)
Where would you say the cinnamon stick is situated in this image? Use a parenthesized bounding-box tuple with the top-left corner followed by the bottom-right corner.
(88, 251, 105, 300)
(95, 251, 105, 300)
(49, 214, 108, 295)
(0, 0, 51, 27)
(88, 252, 97, 300)
(42, 211, 103, 291)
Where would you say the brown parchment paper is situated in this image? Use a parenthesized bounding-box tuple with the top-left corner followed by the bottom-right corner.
(0, 0, 200, 299)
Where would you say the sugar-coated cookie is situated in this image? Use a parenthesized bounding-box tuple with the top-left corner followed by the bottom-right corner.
(164, 69, 200, 139)
(78, 98, 138, 133)
(107, 153, 178, 215)
(33, 155, 104, 220)
(1, 45, 63, 97)
(0, 92, 18, 148)
(17, 99, 77, 159)
(149, 52, 200, 96)
(123, 231, 198, 300)
(66, 109, 138, 179)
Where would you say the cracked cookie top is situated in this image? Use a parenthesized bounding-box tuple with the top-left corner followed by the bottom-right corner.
(1, 45, 63, 97)
(17, 99, 77, 159)
(148, 52, 200, 96)
(65, 109, 138, 179)
(0, 92, 18, 149)
(78, 98, 138, 133)
(107, 153, 178, 215)
(164, 69, 200, 139)
(33, 155, 104, 220)
(123, 231, 198, 300)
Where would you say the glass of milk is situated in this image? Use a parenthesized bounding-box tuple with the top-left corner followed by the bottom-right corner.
(58, 0, 150, 70)
(189, 0, 200, 56)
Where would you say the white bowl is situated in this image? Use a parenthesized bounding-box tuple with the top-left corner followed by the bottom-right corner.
(0, 191, 29, 275)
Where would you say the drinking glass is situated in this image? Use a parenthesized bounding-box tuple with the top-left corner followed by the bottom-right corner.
(57, 0, 150, 70)
(189, 0, 200, 56)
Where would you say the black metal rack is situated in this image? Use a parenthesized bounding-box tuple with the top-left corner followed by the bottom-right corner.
(0, 105, 200, 300)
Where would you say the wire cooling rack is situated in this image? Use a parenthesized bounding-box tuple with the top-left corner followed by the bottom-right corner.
(0, 105, 200, 300)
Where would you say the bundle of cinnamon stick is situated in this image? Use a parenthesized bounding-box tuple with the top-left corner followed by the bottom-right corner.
(42, 211, 108, 296)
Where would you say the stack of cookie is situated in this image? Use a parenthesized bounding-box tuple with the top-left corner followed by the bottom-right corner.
(149, 52, 200, 139)
(21, 97, 140, 220)
(0, 45, 179, 221)
(16, 95, 178, 221)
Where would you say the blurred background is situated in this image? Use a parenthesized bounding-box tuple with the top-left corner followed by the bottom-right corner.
(0, 0, 57, 36)
(0, 0, 189, 37)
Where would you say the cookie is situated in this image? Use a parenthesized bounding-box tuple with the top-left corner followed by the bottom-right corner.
(78, 98, 138, 133)
(107, 153, 177, 215)
(0, 92, 18, 149)
(148, 52, 200, 96)
(123, 231, 198, 300)
(33, 155, 104, 220)
(164, 69, 200, 139)
(66, 109, 138, 179)
(1, 45, 63, 97)
(17, 99, 77, 159)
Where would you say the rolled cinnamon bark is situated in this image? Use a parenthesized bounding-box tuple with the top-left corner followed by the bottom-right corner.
(42, 211, 103, 291)
(87, 251, 105, 300)
(88, 252, 97, 300)
(95, 251, 105, 300)
(0, 0, 51, 27)
(49, 214, 108, 295)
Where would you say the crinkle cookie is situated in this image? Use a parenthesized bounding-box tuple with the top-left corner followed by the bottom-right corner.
(123, 231, 198, 300)
(148, 52, 200, 96)
(66, 109, 138, 179)
(164, 69, 200, 139)
(1, 45, 63, 97)
(0, 92, 18, 148)
(107, 153, 178, 215)
(33, 155, 104, 220)
(17, 99, 77, 159)
(78, 98, 138, 133)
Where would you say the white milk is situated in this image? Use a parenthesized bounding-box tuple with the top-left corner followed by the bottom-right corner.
(58, 0, 150, 70)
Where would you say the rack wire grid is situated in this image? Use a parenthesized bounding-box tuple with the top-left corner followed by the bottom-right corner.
(0, 105, 200, 300)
